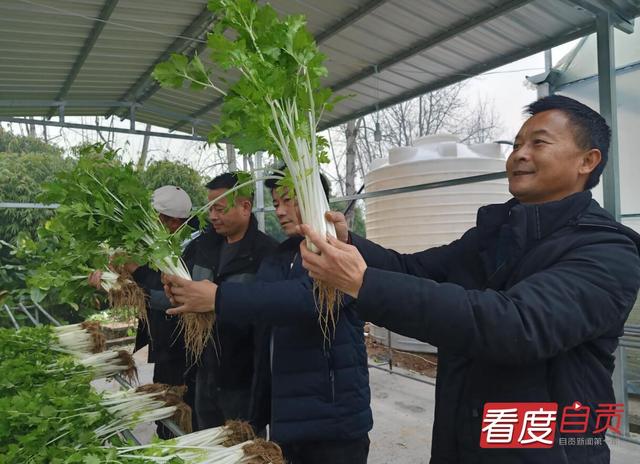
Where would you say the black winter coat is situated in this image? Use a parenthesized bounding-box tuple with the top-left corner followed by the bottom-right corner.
(353, 191, 640, 464)
(217, 236, 373, 444)
(194, 215, 278, 391)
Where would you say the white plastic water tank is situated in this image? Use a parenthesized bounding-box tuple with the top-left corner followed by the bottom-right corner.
(365, 134, 511, 353)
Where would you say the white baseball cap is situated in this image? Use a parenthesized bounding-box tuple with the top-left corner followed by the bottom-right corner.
(152, 185, 192, 219)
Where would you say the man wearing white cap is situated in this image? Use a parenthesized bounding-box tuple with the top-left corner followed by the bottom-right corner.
(90, 184, 197, 437)
(151, 185, 193, 228)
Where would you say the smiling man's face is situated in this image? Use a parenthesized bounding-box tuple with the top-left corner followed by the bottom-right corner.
(506, 109, 598, 204)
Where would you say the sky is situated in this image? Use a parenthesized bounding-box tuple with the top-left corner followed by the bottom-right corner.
(460, 40, 580, 142)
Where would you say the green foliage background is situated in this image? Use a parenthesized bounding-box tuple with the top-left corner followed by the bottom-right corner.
(139, 159, 207, 208)
(0, 132, 212, 322)
(0, 127, 61, 156)
(0, 131, 69, 244)
(0, 129, 367, 322)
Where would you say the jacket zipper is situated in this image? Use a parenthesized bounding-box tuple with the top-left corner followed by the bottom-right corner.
(271, 251, 299, 435)
(330, 369, 336, 402)
(269, 329, 275, 440)
(325, 351, 336, 402)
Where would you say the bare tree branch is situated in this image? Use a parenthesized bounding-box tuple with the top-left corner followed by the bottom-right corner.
(352, 82, 502, 180)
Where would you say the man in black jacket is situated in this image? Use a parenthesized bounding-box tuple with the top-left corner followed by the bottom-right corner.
(192, 172, 278, 430)
(299, 95, 640, 463)
(163, 173, 373, 464)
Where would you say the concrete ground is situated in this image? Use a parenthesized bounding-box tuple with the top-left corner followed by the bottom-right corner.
(366, 362, 640, 464)
(94, 348, 640, 463)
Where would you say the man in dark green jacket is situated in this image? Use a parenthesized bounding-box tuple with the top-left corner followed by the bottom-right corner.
(300, 95, 640, 463)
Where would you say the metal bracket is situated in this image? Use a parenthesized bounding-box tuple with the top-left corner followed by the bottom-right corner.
(565, 0, 635, 33)
(129, 105, 136, 131)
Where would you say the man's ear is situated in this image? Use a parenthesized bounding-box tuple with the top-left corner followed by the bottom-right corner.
(579, 148, 602, 176)
(242, 199, 253, 215)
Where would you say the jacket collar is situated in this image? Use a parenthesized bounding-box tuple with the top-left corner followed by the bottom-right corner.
(477, 190, 593, 251)
(278, 235, 304, 252)
(209, 213, 260, 246)
(213, 214, 263, 276)
(477, 191, 593, 284)
(274, 235, 305, 276)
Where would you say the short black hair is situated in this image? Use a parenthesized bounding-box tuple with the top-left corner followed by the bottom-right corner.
(265, 166, 331, 200)
(205, 172, 254, 202)
(526, 95, 611, 190)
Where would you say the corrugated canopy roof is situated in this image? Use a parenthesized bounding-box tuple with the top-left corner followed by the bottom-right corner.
(0, 0, 638, 138)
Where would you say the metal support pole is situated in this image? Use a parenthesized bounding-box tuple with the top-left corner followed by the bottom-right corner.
(3, 171, 508, 214)
(0, 202, 59, 209)
(544, 49, 552, 71)
(537, 50, 554, 98)
(597, 13, 621, 220)
(614, 345, 629, 435)
(3, 304, 20, 329)
(596, 12, 627, 436)
(33, 302, 62, 326)
(345, 120, 358, 227)
(0, 117, 207, 142)
(18, 302, 40, 326)
(226, 144, 237, 172)
(368, 363, 436, 387)
(129, 105, 136, 132)
(120, 429, 141, 445)
(255, 152, 265, 232)
(387, 329, 393, 372)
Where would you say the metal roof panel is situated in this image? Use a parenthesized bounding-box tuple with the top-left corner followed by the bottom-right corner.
(1, 0, 638, 134)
